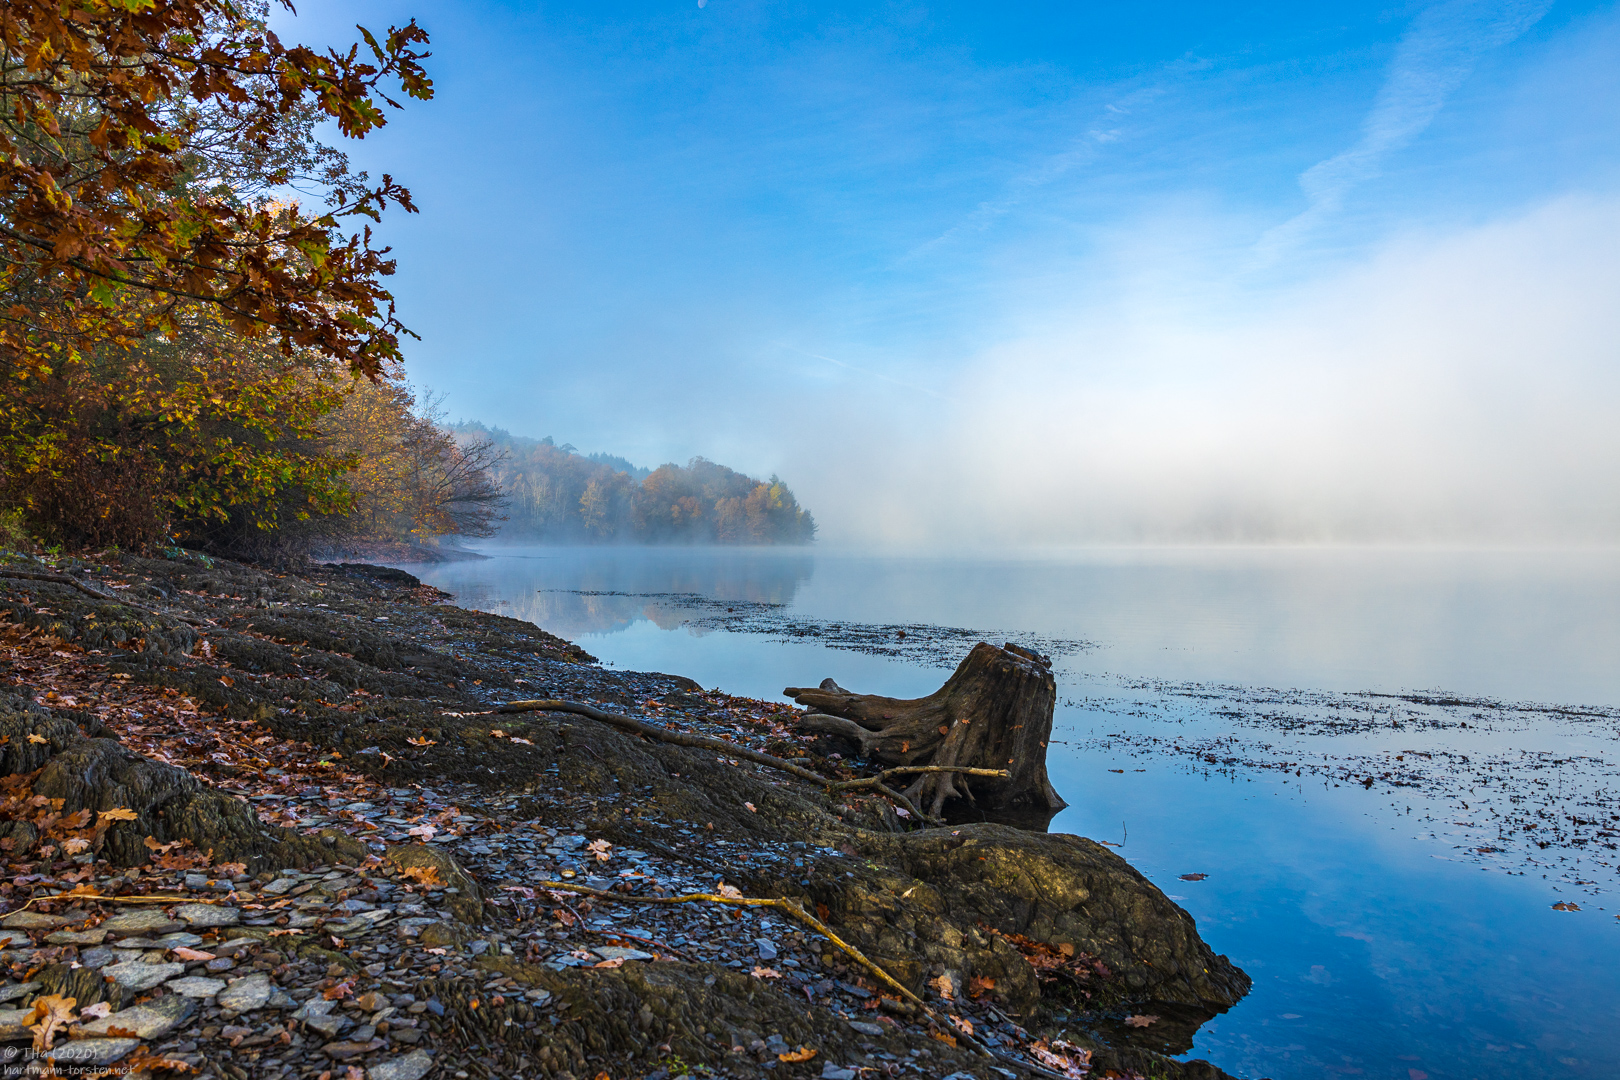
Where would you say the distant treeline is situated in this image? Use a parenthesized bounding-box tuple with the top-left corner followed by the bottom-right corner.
(453, 424, 816, 545)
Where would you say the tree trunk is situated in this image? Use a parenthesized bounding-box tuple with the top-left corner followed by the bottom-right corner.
(785, 642, 1066, 818)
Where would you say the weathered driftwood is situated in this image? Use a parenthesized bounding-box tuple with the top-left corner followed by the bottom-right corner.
(785, 641, 1066, 817)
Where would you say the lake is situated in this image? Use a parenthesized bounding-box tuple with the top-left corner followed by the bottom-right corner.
(402, 544, 1620, 1080)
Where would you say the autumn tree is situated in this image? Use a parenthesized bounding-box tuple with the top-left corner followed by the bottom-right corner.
(0, 0, 433, 548)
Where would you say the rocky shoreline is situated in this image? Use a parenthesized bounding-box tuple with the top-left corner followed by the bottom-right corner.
(0, 551, 1249, 1080)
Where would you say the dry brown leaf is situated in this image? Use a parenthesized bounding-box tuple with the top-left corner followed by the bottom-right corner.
(171, 947, 214, 961)
(406, 736, 436, 746)
(25, 734, 47, 745)
(716, 883, 744, 900)
(930, 1030, 957, 1048)
(1125, 1014, 1159, 1028)
(778, 1047, 817, 1063)
(26, 993, 77, 1051)
(401, 865, 442, 888)
(931, 973, 956, 1000)
(100, 806, 138, 821)
(77, 1002, 112, 1022)
(751, 966, 781, 979)
(967, 975, 996, 999)
(594, 957, 626, 969)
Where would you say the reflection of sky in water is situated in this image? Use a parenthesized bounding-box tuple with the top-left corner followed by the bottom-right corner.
(407, 545, 1620, 1080)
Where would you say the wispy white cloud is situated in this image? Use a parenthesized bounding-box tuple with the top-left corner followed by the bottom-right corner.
(1261, 0, 1552, 255)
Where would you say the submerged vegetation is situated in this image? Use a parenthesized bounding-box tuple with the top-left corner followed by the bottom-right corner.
(457, 423, 817, 545)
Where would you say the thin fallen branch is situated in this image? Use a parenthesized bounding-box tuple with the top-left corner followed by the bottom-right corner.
(499, 699, 827, 784)
(535, 880, 1071, 1080)
(3, 893, 226, 914)
(501, 703, 1014, 824)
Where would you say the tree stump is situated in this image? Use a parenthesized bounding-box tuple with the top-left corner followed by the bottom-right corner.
(785, 641, 1067, 817)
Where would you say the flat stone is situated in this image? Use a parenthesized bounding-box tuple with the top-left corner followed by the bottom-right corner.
(592, 946, 654, 963)
(165, 975, 227, 998)
(367, 1050, 435, 1080)
(262, 877, 300, 896)
(204, 957, 235, 974)
(45, 928, 107, 946)
(79, 946, 116, 970)
(847, 1021, 885, 1037)
(755, 938, 779, 960)
(155, 932, 204, 947)
(0, 982, 39, 1004)
(324, 1038, 385, 1060)
(104, 960, 185, 991)
(45, 1038, 140, 1066)
(101, 911, 184, 937)
(821, 1066, 858, 1080)
(0, 1008, 31, 1038)
(78, 995, 195, 1039)
(0, 911, 68, 929)
(217, 973, 272, 1011)
(175, 904, 239, 928)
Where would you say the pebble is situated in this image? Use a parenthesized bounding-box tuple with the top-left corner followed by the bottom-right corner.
(821, 1066, 858, 1080)
(847, 1021, 885, 1037)
(592, 946, 654, 962)
(756, 937, 779, 960)
(104, 960, 185, 991)
(45, 927, 107, 945)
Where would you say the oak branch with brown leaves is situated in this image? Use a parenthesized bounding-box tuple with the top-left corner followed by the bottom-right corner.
(0, 0, 431, 377)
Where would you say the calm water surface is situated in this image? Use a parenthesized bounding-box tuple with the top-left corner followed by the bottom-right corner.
(404, 545, 1620, 1080)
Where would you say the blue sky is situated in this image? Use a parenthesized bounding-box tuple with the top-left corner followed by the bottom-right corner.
(282, 1, 1620, 544)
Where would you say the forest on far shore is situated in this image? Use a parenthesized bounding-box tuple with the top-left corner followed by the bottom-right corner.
(454, 424, 817, 546)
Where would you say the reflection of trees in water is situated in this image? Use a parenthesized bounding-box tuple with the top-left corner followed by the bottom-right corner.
(461, 549, 815, 637)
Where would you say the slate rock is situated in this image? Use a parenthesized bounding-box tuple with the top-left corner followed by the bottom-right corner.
(0, 911, 68, 929)
(45, 928, 107, 946)
(175, 903, 239, 928)
(0, 1009, 31, 1039)
(101, 911, 184, 936)
(821, 1066, 858, 1080)
(0, 982, 39, 1005)
(104, 960, 185, 991)
(755, 938, 778, 960)
(45, 1038, 140, 1066)
(165, 976, 227, 998)
(78, 946, 115, 970)
(155, 932, 204, 947)
(847, 1021, 885, 1037)
(592, 946, 654, 963)
(367, 1049, 435, 1080)
(78, 994, 195, 1039)
(217, 973, 273, 1011)
(262, 877, 300, 896)
(324, 1038, 385, 1060)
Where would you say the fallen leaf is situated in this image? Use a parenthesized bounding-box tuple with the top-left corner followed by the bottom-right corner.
(99, 807, 138, 822)
(171, 946, 215, 961)
(425, 947, 449, 956)
(218, 675, 234, 687)
(930, 1030, 957, 1048)
(1125, 1014, 1159, 1028)
(1552, 901, 1581, 912)
(26, 734, 47, 745)
(967, 975, 996, 999)
(489, 730, 506, 738)
(716, 883, 744, 900)
(950, 1014, 974, 1036)
(60, 837, 90, 855)
(78, 1002, 112, 1022)
(321, 982, 354, 1000)
(778, 1047, 817, 1063)
(751, 966, 781, 978)
(594, 957, 626, 969)
(1179, 873, 1208, 882)
(269, 928, 304, 937)
(26, 993, 77, 1051)
(407, 737, 436, 747)
(510, 737, 532, 745)
(744, 802, 757, 813)
(931, 974, 956, 1000)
